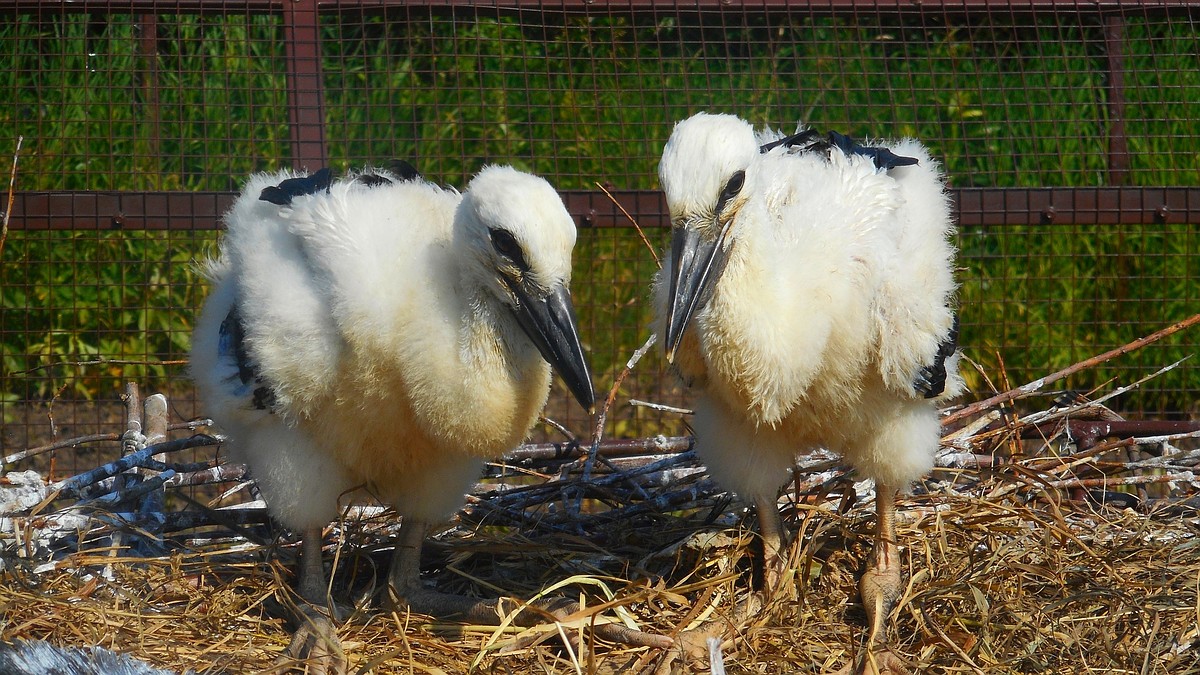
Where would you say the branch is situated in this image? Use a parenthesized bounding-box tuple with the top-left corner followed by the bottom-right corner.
(942, 312, 1200, 427)
(0, 135, 21, 259)
(582, 334, 657, 483)
(595, 181, 660, 268)
(15, 357, 189, 377)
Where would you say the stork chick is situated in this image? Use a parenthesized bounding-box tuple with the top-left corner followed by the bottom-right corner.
(192, 164, 668, 667)
(654, 113, 963, 651)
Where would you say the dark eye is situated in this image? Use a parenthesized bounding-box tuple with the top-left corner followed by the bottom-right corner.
(716, 170, 746, 213)
(489, 228, 528, 269)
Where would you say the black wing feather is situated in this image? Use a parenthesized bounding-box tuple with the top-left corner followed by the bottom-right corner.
(913, 314, 959, 399)
(357, 159, 422, 187)
(259, 167, 333, 205)
(760, 128, 918, 171)
(218, 304, 277, 411)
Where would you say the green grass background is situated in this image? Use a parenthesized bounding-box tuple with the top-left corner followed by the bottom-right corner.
(1, 9, 1197, 443)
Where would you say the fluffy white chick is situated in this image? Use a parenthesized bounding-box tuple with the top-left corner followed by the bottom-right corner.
(654, 112, 963, 644)
(193, 164, 670, 660)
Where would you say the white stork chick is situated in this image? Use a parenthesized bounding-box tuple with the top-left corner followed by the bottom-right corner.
(654, 113, 963, 643)
(192, 164, 668, 656)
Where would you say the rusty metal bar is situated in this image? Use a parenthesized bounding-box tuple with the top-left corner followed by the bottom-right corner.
(282, 0, 328, 171)
(8, 187, 1200, 231)
(3, 0, 1198, 16)
(1103, 16, 1131, 186)
(952, 187, 1199, 227)
(7, 192, 234, 231)
(135, 13, 163, 190)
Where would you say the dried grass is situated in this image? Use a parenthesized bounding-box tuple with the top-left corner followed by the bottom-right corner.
(4, 337, 1200, 674)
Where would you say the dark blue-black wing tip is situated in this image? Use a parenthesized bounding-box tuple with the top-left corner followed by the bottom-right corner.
(218, 303, 277, 412)
(758, 129, 820, 154)
(826, 131, 919, 171)
(760, 127, 919, 171)
(914, 314, 959, 399)
(386, 159, 421, 181)
(259, 167, 334, 205)
(356, 159, 422, 188)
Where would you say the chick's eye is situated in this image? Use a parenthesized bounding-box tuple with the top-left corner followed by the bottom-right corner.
(722, 171, 745, 200)
(716, 170, 746, 214)
(489, 228, 527, 269)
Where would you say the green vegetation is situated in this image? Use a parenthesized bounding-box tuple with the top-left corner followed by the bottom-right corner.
(1, 10, 1197, 432)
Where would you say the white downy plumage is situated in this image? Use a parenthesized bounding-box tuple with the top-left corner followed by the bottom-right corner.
(190, 164, 660, 663)
(655, 112, 963, 645)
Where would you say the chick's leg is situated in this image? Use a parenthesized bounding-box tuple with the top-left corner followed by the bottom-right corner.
(858, 482, 902, 644)
(672, 495, 789, 663)
(283, 526, 347, 675)
(385, 518, 428, 602)
(298, 527, 330, 605)
(755, 494, 788, 593)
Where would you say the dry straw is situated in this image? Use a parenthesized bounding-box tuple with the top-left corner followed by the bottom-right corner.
(4, 314, 1200, 674)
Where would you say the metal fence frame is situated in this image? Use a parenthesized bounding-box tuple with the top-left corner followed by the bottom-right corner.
(3, 0, 1199, 455)
(8, 0, 1200, 229)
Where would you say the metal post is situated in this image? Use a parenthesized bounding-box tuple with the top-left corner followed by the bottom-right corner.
(282, 0, 328, 171)
(1103, 15, 1131, 186)
(136, 13, 162, 189)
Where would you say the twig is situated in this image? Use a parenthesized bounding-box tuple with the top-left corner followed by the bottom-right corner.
(1045, 471, 1196, 491)
(50, 435, 221, 497)
(595, 182, 660, 268)
(627, 399, 693, 415)
(943, 312, 1200, 427)
(504, 435, 692, 466)
(79, 471, 177, 508)
(539, 416, 578, 443)
(122, 382, 144, 453)
(5, 434, 122, 466)
(0, 135, 21, 259)
(15, 358, 189, 377)
(582, 334, 658, 484)
(164, 462, 247, 488)
(1017, 357, 1189, 428)
(4, 421, 209, 467)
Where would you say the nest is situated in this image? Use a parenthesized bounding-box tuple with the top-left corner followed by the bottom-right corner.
(3, 320, 1200, 674)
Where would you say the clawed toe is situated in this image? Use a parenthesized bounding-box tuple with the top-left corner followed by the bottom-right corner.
(276, 604, 347, 675)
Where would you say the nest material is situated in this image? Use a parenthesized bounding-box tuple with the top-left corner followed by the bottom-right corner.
(4, 337, 1200, 673)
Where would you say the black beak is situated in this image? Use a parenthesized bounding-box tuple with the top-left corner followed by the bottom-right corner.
(663, 221, 733, 363)
(508, 281, 596, 413)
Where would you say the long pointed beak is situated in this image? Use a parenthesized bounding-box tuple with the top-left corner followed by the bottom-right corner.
(509, 281, 596, 413)
(663, 221, 733, 363)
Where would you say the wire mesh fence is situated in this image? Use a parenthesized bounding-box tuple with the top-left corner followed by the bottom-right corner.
(2, 1, 1198, 472)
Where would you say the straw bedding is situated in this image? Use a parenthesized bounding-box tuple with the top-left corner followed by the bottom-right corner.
(3, 333, 1200, 674)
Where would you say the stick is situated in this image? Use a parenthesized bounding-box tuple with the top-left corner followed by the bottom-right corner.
(14, 358, 189, 377)
(595, 182, 660, 268)
(942, 312, 1200, 427)
(5, 421, 211, 467)
(504, 435, 692, 465)
(122, 382, 144, 453)
(164, 462, 246, 488)
(1045, 471, 1195, 491)
(582, 334, 657, 483)
(0, 136, 21, 259)
(627, 399, 693, 415)
(49, 435, 222, 497)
